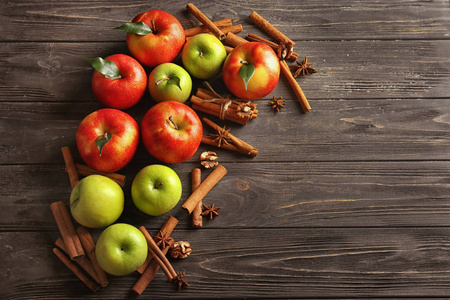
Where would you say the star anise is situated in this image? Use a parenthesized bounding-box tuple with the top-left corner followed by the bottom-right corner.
(289, 56, 317, 78)
(202, 203, 221, 219)
(209, 126, 230, 148)
(269, 96, 285, 112)
(154, 231, 173, 249)
(172, 271, 189, 291)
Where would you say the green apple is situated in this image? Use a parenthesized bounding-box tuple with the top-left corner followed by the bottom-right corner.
(148, 63, 192, 103)
(181, 33, 227, 80)
(70, 175, 124, 228)
(95, 223, 148, 276)
(131, 164, 182, 216)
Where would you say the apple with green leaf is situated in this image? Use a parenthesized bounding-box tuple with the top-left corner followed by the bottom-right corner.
(222, 42, 280, 100)
(115, 10, 185, 67)
(85, 54, 147, 110)
(76, 108, 139, 172)
(95, 223, 148, 276)
(181, 33, 227, 80)
(148, 63, 192, 103)
(131, 164, 182, 216)
(140, 101, 202, 163)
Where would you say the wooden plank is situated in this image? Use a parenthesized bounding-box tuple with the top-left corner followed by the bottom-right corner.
(1, 40, 449, 102)
(1, 161, 449, 230)
(1, 1, 449, 41)
(1, 98, 449, 165)
(3, 228, 450, 298)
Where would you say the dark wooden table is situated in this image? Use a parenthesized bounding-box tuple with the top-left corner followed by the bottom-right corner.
(2, 1, 450, 299)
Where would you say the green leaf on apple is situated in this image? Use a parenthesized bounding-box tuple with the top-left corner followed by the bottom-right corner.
(239, 63, 255, 90)
(114, 22, 153, 36)
(84, 57, 121, 79)
(96, 132, 113, 156)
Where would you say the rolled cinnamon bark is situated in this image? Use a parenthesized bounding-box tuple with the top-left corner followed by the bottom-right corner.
(191, 168, 203, 228)
(182, 165, 227, 214)
(186, 3, 226, 40)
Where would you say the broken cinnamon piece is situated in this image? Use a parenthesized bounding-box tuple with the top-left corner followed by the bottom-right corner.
(246, 32, 299, 61)
(191, 168, 203, 228)
(186, 3, 226, 40)
(50, 201, 85, 260)
(279, 60, 311, 113)
(136, 215, 178, 274)
(67, 163, 126, 187)
(249, 11, 295, 47)
(184, 18, 232, 36)
(61, 147, 79, 189)
(76, 226, 109, 287)
(224, 32, 248, 47)
(53, 247, 100, 292)
(139, 226, 177, 280)
(132, 241, 174, 295)
(182, 164, 227, 214)
(202, 117, 257, 155)
(55, 237, 99, 284)
(201, 136, 258, 156)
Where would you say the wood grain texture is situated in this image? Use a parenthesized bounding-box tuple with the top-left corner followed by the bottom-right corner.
(1, 40, 449, 102)
(0, 98, 449, 165)
(3, 228, 450, 299)
(1, 161, 449, 230)
(1, 0, 450, 298)
(1, 0, 449, 41)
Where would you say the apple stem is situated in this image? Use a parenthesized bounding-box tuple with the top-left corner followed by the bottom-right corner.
(155, 182, 164, 189)
(151, 19, 157, 33)
(155, 77, 170, 86)
(240, 60, 248, 65)
(167, 115, 179, 130)
(199, 51, 204, 59)
(106, 74, 122, 80)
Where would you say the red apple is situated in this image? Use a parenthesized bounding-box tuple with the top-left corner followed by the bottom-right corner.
(222, 42, 280, 100)
(89, 54, 147, 110)
(76, 108, 139, 172)
(119, 10, 185, 67)
(141, 101, 202, 164)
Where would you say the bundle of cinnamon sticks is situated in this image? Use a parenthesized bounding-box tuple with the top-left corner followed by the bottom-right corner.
(191, 85, 258, 125)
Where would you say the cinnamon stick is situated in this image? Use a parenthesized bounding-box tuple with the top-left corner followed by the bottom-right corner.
(76, 226, 109, 287)
(136, 215, 179, 274)
(53, 247, 100, 292)
(224, 32, 248, 47)
(191, 95, 253, 125)
(182, 164, 227, 214)
(247, 32, 299, 61)
(132, 241, 173, 295)
(249, 11, 295, 46)
(202, 117, 258, 155)
(139, 226, 177, 280)
(186, 3, 226, 40)
(201, 135, 257, 156)
(55, 237, 99, 284)
(61, 147, 79, 189)
(279, 60, 311, 113)
(50, 201, 85, 260)
(184, 18, 232, 37)
(191, 168, 203, 228)
(66, 163, 126, 187)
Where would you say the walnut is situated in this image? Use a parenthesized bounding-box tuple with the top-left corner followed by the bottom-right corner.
(170, 241, 192, 259)
(199, 151, 219, 168)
